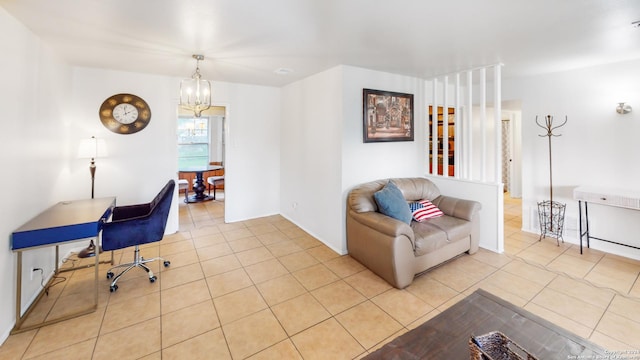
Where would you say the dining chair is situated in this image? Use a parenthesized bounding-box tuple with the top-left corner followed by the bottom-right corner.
(100, 180, 175, 292)
(207, 161, 224, 200)
(207, 175, 224, 200)
(178, 178, 190, 202)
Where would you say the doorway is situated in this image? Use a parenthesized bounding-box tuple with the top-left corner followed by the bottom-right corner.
(501, 102, 522, 198)
(176, 106, 227, 220)
(502, 119, 511, 193)
(502, 102, 523, 240)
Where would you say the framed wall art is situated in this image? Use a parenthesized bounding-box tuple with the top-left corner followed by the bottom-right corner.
(363, 88, 414, 143)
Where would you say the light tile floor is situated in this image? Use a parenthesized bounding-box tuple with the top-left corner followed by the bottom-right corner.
(1, 192, 639, 359)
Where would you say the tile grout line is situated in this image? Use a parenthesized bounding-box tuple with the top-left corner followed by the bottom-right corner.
(589, 294, 617, 345)
(507, 248, 639, 302)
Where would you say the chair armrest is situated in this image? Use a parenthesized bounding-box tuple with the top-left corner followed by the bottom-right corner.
(112, 203, 151, 221)
(102, 216, 154, 251)
(348, 210, 415, 242)
(432, 196, 481, 221)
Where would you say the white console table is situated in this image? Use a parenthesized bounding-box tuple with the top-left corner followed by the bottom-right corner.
(574, 186, 640, 254)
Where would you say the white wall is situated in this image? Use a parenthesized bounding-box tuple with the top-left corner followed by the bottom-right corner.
(0, 7, 73, 343)
(70, 71, 283, 226)
(280, 67, 344, 253)
(69, 67, 180, 229)
(0, 9, 282, 340)
(342, 66, 426, 186)
(341, 67, 427, 253)
(58, 72, 282, 239)
(212, 82, 281, 222)
(503, 58, 640, 259)
(280, 65, 426, 254)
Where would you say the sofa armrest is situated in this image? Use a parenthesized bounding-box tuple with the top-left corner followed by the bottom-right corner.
(346, 210, 416, 288)
(432, 196, 481, 221)
(348, 210, 415, 243)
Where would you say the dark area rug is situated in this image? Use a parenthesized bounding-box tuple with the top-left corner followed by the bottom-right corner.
(364, 289, 606, 359)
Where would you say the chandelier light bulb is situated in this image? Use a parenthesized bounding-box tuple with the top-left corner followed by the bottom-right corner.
(179, 54, 212, 117)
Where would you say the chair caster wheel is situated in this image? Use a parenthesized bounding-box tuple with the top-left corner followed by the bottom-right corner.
(106, 272, 114, 279)
(110, 284, 118, 292)
(150, 276, 157, 283)
(163, 261, 170, 267)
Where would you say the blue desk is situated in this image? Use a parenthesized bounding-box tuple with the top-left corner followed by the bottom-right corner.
(11, 197, 115, 333)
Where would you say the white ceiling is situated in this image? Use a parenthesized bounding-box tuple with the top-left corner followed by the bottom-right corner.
(2, 0, 640, 87)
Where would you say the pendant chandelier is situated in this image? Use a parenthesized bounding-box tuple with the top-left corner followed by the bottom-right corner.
(179, 54, 211, 117)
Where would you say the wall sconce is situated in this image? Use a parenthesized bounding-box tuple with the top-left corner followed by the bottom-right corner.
(616, 102, 632, 114)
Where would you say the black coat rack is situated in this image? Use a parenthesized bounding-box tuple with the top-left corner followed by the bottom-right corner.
(535, 115, 568, 245)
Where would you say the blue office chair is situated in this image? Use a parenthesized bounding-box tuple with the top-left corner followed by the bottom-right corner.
(101, 180, 175, 292)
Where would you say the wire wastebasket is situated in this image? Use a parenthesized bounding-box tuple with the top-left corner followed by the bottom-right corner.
(537, 200, 566, 245)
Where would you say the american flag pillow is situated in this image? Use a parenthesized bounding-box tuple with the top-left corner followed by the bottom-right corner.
(408, 200, 444, 222)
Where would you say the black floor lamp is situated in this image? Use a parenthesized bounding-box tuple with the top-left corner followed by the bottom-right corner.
(77, 136, 108, 258)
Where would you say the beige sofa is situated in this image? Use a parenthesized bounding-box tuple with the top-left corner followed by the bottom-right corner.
(346, 177, 481, 289)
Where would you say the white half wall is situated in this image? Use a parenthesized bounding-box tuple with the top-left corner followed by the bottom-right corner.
(425, 176, 504, 253)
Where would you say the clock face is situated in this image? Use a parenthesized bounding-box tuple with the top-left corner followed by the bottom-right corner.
(112, 103, 139, 124)
(99, 93, 151, 134)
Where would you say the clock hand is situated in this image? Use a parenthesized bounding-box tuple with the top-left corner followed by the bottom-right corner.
(123, 106, 136, 116)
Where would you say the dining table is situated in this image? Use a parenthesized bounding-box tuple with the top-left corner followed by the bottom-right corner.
(178, 164, 223, 203)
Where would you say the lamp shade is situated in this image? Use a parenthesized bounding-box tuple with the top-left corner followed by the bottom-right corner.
(78, 136, 108, 159)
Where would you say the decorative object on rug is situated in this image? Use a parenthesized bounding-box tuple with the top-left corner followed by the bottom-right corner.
(180, 54, 212, 117)
(362, 88, 414, 142)
(470, 331, 538, 360)
(99, 93, 152, 134)
(535, 114, 567, 245)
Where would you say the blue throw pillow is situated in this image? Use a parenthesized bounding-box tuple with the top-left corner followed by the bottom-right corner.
(373, 180, 413, 224)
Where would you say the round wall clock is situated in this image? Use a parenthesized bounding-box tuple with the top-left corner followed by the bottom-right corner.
(99, 93, 151, 134)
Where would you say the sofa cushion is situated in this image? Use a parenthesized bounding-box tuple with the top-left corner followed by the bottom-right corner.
(409, 199, 444, 222)
(427, 215, 473, 242)
(374, 180, 413, 224)
(411, 222, 449, 256)
(412, 215, 472, 256)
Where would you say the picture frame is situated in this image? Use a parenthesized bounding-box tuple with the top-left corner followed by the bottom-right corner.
(363, 88, 414, 143)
